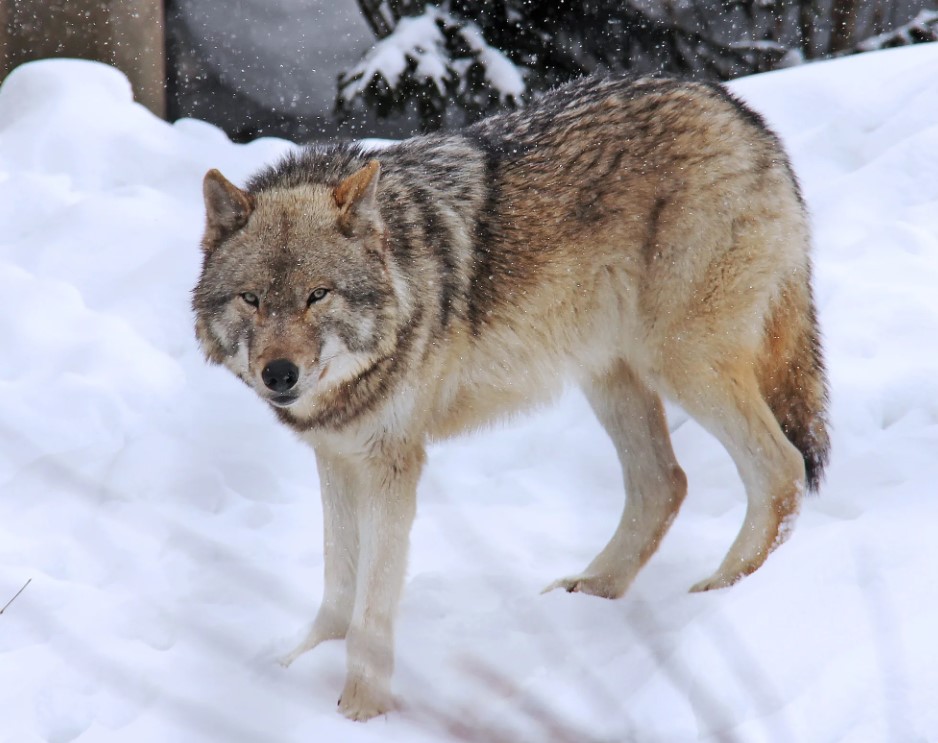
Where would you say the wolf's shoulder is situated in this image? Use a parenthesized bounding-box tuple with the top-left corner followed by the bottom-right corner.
(466, 72, 773, 148)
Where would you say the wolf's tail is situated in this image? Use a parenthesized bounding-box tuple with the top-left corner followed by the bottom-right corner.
(757, 273, 831, 492)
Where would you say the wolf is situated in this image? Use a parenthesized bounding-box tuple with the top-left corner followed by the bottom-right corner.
(192, 73, 829, 721)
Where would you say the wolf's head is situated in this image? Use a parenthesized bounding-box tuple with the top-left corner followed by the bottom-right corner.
(192, 160, 402, 418)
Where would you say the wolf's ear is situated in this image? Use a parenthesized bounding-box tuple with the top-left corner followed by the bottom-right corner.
(333, 160, 381, 233)
(202, 169, 254, 248)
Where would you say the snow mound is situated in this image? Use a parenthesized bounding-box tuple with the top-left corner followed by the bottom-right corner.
(2, 45, 938, 741)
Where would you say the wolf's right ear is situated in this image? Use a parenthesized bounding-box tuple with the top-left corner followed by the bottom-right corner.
(202, 169, 254, 249)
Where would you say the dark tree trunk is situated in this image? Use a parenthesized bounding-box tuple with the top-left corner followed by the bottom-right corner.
(830, 0, 862, 53)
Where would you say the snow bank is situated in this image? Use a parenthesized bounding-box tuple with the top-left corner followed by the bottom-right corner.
(1, 45, 938, 741)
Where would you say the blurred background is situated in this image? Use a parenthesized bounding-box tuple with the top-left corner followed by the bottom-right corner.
(1, 0, 936, 142)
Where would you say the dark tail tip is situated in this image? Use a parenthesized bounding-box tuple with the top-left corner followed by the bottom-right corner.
(781, 405, 830, 494)
(803, 428, 830, 494)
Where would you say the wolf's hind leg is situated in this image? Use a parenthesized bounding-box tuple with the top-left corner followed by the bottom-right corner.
(546, 360, 687, 599)
(281, 449, 359, 667)
(669, 361, 805, 592)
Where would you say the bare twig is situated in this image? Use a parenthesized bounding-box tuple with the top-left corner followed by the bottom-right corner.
(356, 0, 393, 39)
(0, 578, 32, 615)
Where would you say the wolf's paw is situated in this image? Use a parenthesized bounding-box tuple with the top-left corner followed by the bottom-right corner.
(542, 573, 624, 599)
(338, 675, 393, 722)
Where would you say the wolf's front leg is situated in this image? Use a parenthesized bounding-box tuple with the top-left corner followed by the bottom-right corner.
(339, 444, 423, 722)
(281, 449, 359, 667)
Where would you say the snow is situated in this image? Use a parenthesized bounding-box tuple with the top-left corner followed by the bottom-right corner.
(342, 9, 454, 97)
(345, 8, 450, 98)
(340, 7, 525, 106)
(456, 20, 526, 101)
(2, 43, 938, 741)
(856, 10, 938, 52)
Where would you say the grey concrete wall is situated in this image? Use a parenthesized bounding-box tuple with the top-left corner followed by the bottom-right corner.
(165, 0, 410, 142)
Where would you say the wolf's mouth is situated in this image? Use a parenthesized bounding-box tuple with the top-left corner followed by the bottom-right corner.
(268, 394, 299, 408)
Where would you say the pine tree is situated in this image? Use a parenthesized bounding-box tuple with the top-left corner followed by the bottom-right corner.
(338, 1, 938, 131)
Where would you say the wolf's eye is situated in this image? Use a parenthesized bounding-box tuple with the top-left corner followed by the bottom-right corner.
(240, 292, 259, 307)
(308, 287, 330, 305)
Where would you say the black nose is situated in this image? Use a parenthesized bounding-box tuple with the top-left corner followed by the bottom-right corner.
(261, 358, 299, 392)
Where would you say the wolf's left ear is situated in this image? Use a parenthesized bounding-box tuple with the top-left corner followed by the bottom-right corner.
(333, 160, 381, 233)
(202, 169, 254, 249)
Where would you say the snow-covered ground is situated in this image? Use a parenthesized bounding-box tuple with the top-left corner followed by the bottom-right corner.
(2, 44, 938, 742)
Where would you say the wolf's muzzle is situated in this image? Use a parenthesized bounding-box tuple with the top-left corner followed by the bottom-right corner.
(262, 358, 299, 392)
